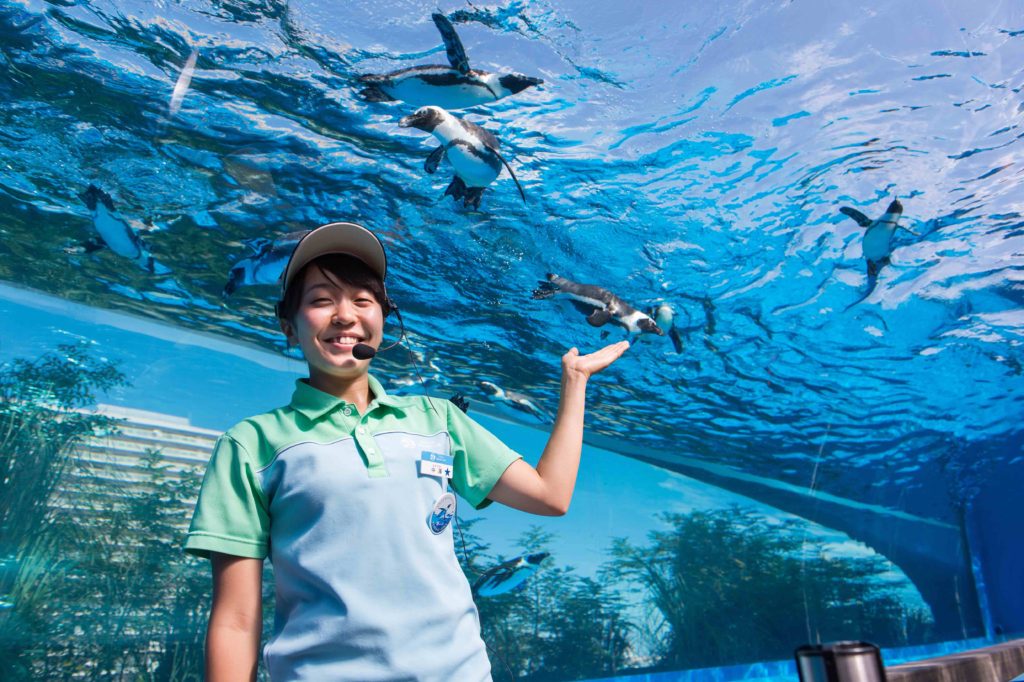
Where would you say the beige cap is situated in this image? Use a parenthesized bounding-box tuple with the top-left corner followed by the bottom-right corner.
(280, 222, 387, 295)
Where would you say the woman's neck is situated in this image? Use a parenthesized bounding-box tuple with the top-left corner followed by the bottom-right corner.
(308, 372, 373, 412)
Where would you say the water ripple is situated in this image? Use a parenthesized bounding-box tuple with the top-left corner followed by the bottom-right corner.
(0, 0, 1021, 519)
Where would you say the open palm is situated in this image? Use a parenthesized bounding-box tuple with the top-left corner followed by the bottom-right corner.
(562, 340, 630, 380)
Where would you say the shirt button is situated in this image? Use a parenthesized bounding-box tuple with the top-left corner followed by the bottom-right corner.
(358, 427, 366, 434)
(343, 407, 352, 416)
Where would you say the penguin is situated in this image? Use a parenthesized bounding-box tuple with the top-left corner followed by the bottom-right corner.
(449, 393, 470, 414)
(398, 105, 525, 209)
(223, 231, 307, 297)
(78, 185, 170, 275)
(359, 13, 542, 109)
(650, 302, 683, 353)
(532, 274, 664, 336)
(479, 381, 551, 422)
(840, 198, 917, 309)
(472, 552, 550, 597)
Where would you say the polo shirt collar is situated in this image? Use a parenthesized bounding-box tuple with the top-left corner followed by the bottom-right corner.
(290, 374, 400, 421)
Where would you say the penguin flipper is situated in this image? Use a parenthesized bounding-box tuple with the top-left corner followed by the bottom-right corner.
(424, 146, 446, 174)
(669, 327, 684, 354)
(587, 309, 613, 327)
(490, 148, 527, 204)
(432, 13, 470, 74)
(840, 207, 873, 228)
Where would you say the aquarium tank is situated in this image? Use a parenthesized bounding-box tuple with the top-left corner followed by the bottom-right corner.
(0, 0, 1021, 680)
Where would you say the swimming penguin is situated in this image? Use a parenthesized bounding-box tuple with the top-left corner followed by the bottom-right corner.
(533, 274, 664, 336)
(359, 13, 542, 109)
(479, 381, 551, 422)
(398, 105, 525, 209)
(650, 302, 683, 353)
(472, 552, 550, 597)
(78, 185, 170, 274)
(840, 199, 917, 309)
(223, 231, 307, 297)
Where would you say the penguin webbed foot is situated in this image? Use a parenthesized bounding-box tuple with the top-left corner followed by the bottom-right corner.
(449, 393, 470, 414)
(531, 282, 557, 300)
(82, 238, 106, 254)
(866, 258, 889, 280)
(586, 309, 612, 327)
(442, 176, 467, 206)
(443, 176, 485, 209)
(463, 187, 485, 209)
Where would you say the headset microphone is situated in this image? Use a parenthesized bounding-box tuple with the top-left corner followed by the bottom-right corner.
(352, 343, 376, 360)
(351, 302, 404, 361)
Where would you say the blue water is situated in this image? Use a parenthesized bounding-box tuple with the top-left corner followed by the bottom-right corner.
(3, 0, 1020, 518)
(1, 0, 1022, 678)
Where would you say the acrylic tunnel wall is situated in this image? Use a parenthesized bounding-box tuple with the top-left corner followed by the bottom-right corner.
(1, 1, 1023, 681)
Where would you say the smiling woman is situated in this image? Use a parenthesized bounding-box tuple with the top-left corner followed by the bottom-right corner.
(279, 256, 388, 395)
(184, 221, 629, 681)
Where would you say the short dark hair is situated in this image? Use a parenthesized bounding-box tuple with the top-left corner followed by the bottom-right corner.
(277, 253, 391, 323)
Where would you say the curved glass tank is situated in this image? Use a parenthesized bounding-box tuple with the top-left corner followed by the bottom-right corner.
(1, 1, 1022, 680)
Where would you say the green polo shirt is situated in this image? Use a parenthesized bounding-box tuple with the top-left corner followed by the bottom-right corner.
(185, 375, 521, 681)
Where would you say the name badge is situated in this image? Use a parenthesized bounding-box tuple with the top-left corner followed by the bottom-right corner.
(420, 451, 454, 479)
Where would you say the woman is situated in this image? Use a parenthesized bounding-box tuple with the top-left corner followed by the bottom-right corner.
(185, 221, 629, 681)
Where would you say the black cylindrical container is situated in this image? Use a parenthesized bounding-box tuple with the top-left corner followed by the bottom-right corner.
(795, 641, 887, 682)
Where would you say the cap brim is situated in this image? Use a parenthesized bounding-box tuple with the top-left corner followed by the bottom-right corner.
(281, 222, 387, 295)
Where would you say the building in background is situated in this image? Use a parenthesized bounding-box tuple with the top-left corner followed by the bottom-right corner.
(68, 405, 217, 526)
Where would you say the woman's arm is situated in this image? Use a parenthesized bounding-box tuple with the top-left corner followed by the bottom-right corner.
(487, 340, 629, 515)
(207, 552, 264, 682)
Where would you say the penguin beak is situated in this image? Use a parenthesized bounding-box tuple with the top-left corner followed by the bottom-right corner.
(398, 114, 417, 128)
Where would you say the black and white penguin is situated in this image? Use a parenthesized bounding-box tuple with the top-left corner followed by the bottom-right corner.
(79, 185, 170, 275)
(223, 231, 307, 297)
(533, 274, 664, 336)
(359, 13, 542, 109)
(650, 301, 683, 353)
(840, 199, 917, 309)
(472, 552, 550, 598)
(479, 381, 551, 422)
(398, 105, 525, 209)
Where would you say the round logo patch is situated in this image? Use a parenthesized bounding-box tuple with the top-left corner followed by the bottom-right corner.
(428, 493, 457, 534)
